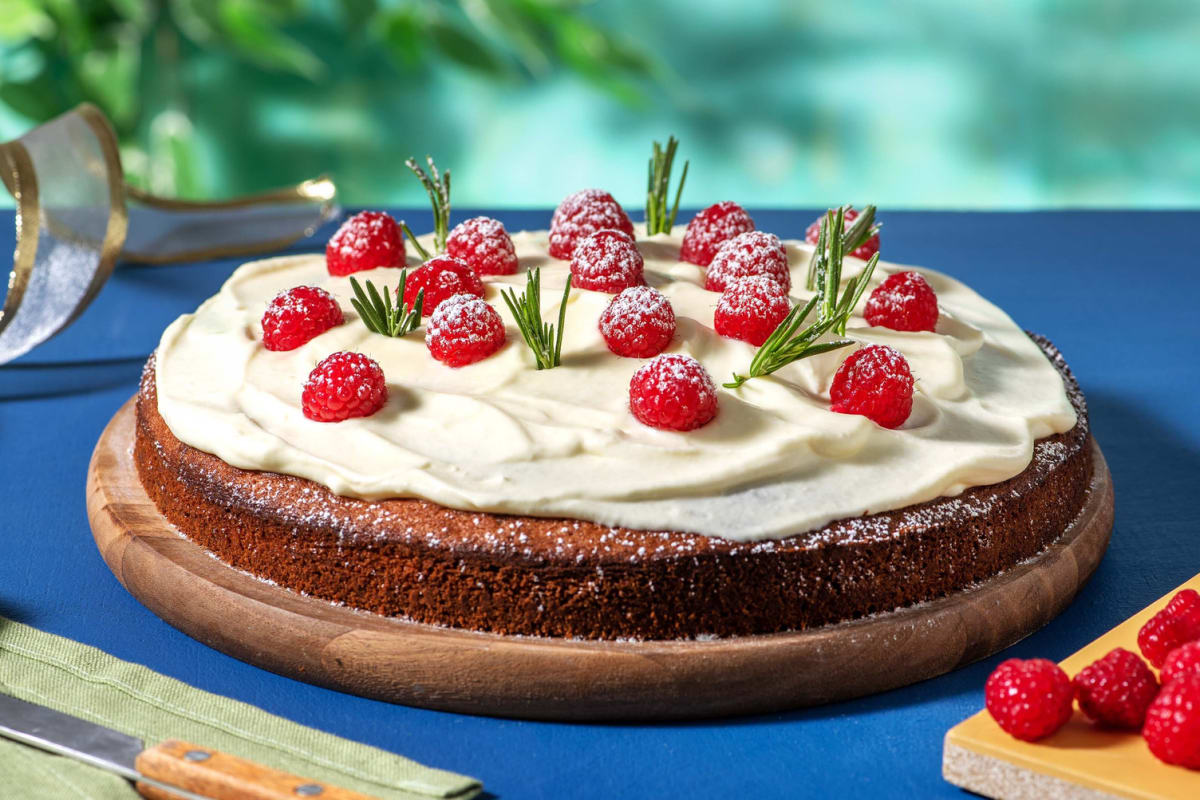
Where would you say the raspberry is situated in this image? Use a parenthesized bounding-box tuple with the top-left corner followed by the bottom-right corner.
(629, 354, 719, 431)
(1138, 589, 1200, 667)
(984, 658, 1074, 742)
(570, 229, 645, 293)
(705, 231, 790, 293)
(301, 352, 387, 422)
(679, 201, 755, 266)
(714, 276, 791, 346)
(1163, 642, 1200, 686)
(402, 255, 484, 315)
(599, 286, 676, 358)
(549, 189, 634, 260)
(425, 294, 506, 367)
(326, 211, 405, 276)
(1144, 671, 1200, 768)
(805, 207, 880, 261)
(829, 344, 914, 429)
(864, 271, 939, 332)
(1072, 648, 1159, 729)
(261, 286, 344, 351)
(447, 216, 518, 276)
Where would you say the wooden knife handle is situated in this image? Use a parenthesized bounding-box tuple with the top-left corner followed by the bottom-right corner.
(134, 739, 380, 800)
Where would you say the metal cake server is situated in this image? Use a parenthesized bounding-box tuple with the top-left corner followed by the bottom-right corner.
(0, 693, 378, 799)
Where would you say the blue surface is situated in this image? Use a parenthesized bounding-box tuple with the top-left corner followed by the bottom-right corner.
(2, 210, 1197, 798)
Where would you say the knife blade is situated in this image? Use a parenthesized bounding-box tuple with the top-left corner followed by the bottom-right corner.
(0, 693, 379, 799)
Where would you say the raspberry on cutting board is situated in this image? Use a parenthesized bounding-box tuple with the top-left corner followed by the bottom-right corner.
(1139, 588, 1200, 667)
(1162, 641, 1200, 686)
(1144, 671, 1200, 769)
(1072, 647, 1159, 729)
(984, 658, 1075, 742)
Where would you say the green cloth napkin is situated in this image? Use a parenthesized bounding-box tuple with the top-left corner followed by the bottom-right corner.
(0, 618, 481, 800)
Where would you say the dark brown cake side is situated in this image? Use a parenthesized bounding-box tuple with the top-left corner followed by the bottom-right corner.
(134, 335, 1092, 641)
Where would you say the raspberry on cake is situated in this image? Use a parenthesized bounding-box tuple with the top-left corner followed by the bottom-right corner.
(865, 271, 939, 332)
(985, 658, 1074, 742)
(1072, 647, 1159, 729)
(402, 255, 484, 315)
(629, 353, 719, 431)
(447, 216, 519, 276)
(570, 229, 645, 293)
(806, 206, 880, 261)
(705, 231, 790, 292)
(301, 351, 388, 422)
(426, 294, 507, 367)
(261, 286, 343, 351)
(830, 344, 915, 429)
(1138, 588, 1200, 667)
(326, 211, 405, 276)
(714, 276, 791, 346)
(679, 201, 755, 266)
(548, 189, 634, 260)
(598, 286, 675, 358)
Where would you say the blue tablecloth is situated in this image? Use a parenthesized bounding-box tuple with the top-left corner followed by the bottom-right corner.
(2, 210, 1197, 798)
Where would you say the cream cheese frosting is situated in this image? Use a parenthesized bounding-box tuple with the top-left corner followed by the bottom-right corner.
(154, 225, 1077, 542)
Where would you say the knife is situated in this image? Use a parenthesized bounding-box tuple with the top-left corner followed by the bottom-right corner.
(0, 693, 380, 799)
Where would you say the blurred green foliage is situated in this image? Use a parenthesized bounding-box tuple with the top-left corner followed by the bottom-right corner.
(0, 0, 658, 196)
(1, 0, 1198, 208)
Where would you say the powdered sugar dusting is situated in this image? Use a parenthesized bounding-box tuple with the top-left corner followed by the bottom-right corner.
(679, 201, 755, 266)
(705, 230, 790, 292)
(447, 216, 518, 276)
(570, 229, 645, 293)
(548, 189, 634, 259)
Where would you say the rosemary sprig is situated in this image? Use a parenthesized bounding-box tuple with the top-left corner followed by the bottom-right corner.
(348, 272, 424, 337)
(805, 204, 879, 291)
(500, 268, 572, 370)
(404, 155, 451, 257)
(725, 213, 878, 389)
(645, 135, 689, 235)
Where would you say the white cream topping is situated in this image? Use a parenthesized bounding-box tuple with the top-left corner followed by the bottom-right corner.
(155, 225, 1077, 542)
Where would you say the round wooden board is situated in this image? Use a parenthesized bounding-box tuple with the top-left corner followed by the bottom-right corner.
(88, 398, 1114, 721)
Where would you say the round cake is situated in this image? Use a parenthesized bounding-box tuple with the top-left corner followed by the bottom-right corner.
(133, 212, 1092, 641)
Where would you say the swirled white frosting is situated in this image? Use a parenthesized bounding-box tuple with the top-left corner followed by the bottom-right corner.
(155, 225, 1076, 542)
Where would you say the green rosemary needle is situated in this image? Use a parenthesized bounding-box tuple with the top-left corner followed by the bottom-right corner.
(725, 211, 879, 389)
(348, 272, 424, 337)
(645, 135, 689, 235)
(805, 204, 879, 292)
(404, 155, 451, 256)
(500, 268, 572, 370)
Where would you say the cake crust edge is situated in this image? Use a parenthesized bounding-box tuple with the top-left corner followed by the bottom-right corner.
(134, 334, 1093, 640)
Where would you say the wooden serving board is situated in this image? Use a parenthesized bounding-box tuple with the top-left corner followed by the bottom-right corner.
(944, 574, 1200, 800)
(87, 398, 1114, 721)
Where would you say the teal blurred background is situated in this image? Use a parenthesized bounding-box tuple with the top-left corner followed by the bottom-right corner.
(2, 0, 1198, 209)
